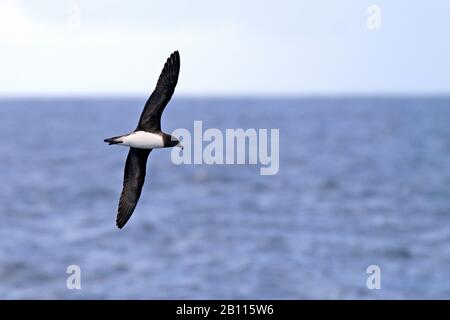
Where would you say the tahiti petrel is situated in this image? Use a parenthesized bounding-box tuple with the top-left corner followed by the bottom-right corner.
(104, 51, 182, 229)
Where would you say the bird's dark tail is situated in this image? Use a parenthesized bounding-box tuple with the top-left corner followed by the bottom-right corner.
(104, 136, 123, 145)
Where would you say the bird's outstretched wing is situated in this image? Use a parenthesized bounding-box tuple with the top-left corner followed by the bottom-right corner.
(136, 51, 180, 132)
(116, 148, 152, 228)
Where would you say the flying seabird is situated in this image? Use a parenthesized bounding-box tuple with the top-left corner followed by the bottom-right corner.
(104, 51, 182, 229)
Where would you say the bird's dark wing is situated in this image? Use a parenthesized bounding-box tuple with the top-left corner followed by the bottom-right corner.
(116, 148, 152, 228)
(136, 51, 180, 132)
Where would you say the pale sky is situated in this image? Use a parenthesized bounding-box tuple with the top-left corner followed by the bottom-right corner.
(1, 0, 449, 96)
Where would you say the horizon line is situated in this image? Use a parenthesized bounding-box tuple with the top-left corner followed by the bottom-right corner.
(1, 93, 450, 100)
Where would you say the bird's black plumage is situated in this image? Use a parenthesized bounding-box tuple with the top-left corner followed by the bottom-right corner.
(136, 50, 180, 132)
(116, 148, 152, 229)
(113, 50, 181, 229)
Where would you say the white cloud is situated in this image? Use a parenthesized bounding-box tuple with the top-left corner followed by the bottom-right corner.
(0, 0, 50, 44)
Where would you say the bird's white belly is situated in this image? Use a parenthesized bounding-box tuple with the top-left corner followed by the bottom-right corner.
(121, 131, 164, 149)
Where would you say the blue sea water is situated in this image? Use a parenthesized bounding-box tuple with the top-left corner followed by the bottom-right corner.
(0, 97, 450, 299)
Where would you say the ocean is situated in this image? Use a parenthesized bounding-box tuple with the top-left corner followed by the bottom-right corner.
(1, 97, 450, 299)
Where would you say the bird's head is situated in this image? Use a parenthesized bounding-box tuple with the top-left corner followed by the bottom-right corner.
(169, 135, 184, 149)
